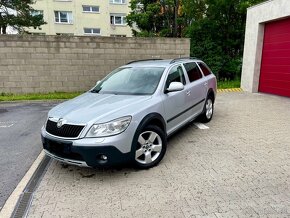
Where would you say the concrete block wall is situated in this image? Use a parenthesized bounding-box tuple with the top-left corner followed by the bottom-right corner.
(0, 35, 190, 93)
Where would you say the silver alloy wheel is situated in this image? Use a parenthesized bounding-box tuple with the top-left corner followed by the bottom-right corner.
(135, 131, 162, 165)
(205, 98, 213, 119)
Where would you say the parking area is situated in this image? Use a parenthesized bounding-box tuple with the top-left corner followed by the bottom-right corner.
(27, 92, 290, 218)
(0, 102, 57, 210)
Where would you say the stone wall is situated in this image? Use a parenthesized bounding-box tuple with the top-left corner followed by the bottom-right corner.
(0, 35, 190, 93)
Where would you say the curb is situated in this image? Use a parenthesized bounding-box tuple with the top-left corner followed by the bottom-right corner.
(217, 88, 243, 93)
(0, 151, 45, 218)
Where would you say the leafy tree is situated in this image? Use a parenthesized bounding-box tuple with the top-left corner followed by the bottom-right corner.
(127, 0, 207, 37)
(127, 0, 188, 37)
(128, 0, 266, 80)
(187, 0, 266, 80)
(0, 0, 45, 34)
(127, 0, 162, 36)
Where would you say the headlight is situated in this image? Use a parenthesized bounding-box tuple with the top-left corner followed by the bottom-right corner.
(86, 116, 132, 138)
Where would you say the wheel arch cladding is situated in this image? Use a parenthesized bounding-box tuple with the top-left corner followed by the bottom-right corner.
(207, 88, 215, 103)
(130, 113, 166, 154)
(140, 113, 166, 133)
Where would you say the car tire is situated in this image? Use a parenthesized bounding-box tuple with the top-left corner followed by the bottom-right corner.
(133, 125, 167, 169)
(199, 95, 214, 123)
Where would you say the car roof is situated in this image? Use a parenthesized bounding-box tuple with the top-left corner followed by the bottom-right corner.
(123, 58, 201, 68)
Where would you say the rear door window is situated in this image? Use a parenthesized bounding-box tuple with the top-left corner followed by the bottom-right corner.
(183, 62, 203, 82)
(198, 62, 212, 76)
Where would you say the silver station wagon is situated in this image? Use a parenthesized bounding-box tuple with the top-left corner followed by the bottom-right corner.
(41, 58, 217, 169)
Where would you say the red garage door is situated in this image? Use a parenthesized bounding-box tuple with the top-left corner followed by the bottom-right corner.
(259, 18, 290, 97)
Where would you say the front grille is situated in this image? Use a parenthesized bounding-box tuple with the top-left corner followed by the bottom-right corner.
(46, 119, 85, 138)
(43, 139, 84, 161)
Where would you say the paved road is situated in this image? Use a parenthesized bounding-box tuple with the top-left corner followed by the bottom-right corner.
(26, 92, 290, 218)
(0, 101, 57, 210)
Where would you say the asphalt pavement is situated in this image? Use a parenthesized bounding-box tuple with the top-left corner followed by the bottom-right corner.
(0, 101, 57, 210)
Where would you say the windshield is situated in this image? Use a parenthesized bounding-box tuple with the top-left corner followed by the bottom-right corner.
(91, 67, 165, 95)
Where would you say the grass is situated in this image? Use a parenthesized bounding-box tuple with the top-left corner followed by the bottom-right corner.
(0, 92, 83, 102)
(0, 79, 241, 101)
(217, 79, 240, 89)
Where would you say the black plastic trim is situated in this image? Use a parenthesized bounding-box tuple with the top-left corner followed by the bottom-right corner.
(130, 113, 167, 160)
(127, 59, 163, 64)
(12, 156, 51, 218)
(170, 57, 199, 64)
(167, 98, 205, 123)
(74, 145, 131, 167)
(137, 113, 166, 134)
(207, 88, 215, 102)
(41, 135, 131, 167)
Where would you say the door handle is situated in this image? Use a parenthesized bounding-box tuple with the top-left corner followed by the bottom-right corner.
(186, 91, 191, 96)
(204, 82, 208, 86)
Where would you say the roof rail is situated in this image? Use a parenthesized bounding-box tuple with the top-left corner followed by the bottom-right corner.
(126, 58, 163, 64)
(170, 57, 199, 64)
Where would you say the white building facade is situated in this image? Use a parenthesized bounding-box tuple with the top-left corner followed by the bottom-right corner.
(27, 0, 132, 37)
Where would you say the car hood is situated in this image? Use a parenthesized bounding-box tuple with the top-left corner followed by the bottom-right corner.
(48, 92, 152, 124)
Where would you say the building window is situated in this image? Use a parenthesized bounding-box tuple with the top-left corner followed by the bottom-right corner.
(82, 5, 100, 13)
(84, 28, 101, 35)
(110, 0, 126, 4)
(110, 14, 126, 25)
(31, 10, 43, 16)
(135, 3, 144, 12)
(54, 11, 73, 24)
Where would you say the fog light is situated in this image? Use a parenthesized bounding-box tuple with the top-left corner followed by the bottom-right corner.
(100, 155, 107, 160)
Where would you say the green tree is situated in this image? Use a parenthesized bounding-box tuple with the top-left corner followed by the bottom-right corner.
(0, 0, 46, 34)
(126, 0, 161, 36)
(187, 0, 266, 80)
(127, 0, 207, 37)
(128, 0, 266, 80)
(127, 0, 188, 37)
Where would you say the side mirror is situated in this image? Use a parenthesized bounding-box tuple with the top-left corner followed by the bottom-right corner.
(166, 82, 184, 93)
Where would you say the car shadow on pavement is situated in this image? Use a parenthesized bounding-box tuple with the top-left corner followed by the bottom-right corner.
(52, 121, 200, 180)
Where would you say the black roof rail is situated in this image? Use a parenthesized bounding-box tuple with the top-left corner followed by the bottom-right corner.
(126, 58, 163, 65)
(170, 57, 199, 64)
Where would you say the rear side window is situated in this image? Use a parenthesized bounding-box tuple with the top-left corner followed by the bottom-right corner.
(198, 62, 212, 76)
(183, 62, 202, 82)
(165, 65, 186, 89)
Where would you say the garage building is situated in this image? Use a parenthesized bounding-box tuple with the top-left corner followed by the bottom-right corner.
(241, 0, 290, 98)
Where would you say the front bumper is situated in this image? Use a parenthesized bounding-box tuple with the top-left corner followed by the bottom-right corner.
(44, 149, 89, 167)
(41, 128, 133, 167)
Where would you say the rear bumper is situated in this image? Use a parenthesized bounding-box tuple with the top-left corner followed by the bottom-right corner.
(41, 135, 132, 168)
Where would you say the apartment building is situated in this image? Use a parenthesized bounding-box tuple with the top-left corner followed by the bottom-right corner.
(27, 0, 132, 37)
